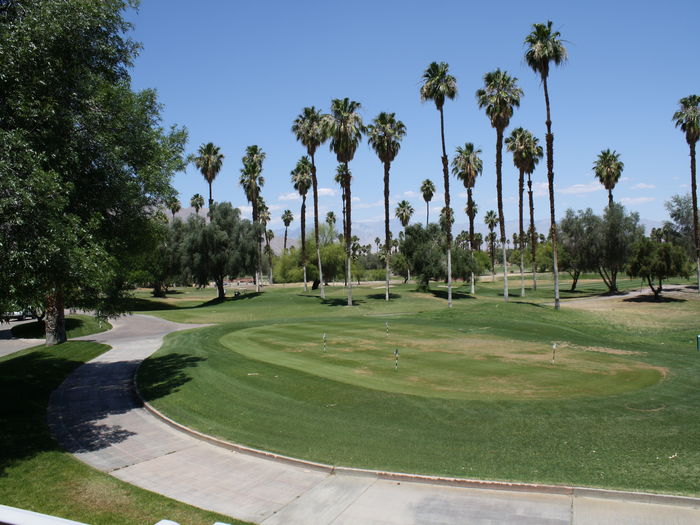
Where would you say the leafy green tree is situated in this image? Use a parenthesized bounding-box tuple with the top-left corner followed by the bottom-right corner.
(594, 204, 644, 293)
(593, 149, 624, 206)
(420, 62, 457, 307)
(367, 112, 407, 301)
(182, 203, 260, 300)
(506, 128, 543, 293)
(628, 237, 689, 299)
(401, 224, 446, 292)
(190, 193, 205, 216)
(525, 20, 568, 310)
(420, 179, 436, 227)
(673, 95, 700, 292)
(452, 143, 483, 294)
(282, 209, 294, 253)
(239, 145, 266, 291)
(477, 69, 523, 301)
(0, 0, 187, 344)
(292, 106, 329, 298)
(291, 156, 312, 291)
(327, 98, 364, 306)
(194, 143, 224, 210)
(559, 208, 599, 291)
(663, 193, 699, 256)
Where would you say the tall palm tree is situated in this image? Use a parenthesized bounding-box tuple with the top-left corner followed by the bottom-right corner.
(395, 200, 414, 229)
(367, 112, 407, 301)
(326, 211, 336, 231)
(476, 69, 523, 302)
(525, 20, 568, 310)
(281, 209, 294, 253)
(190, 193, 204, 216)
(452, 143, 483, 295)
(334, 164, 351, 286)
(240, 145, 266, 292)
(593, 149, 624, 206)
(506, 128, 544, 292)
(420, 61, 457, 307)
(673, 94, 700, 293)
(327, 98, 364, 306)
(291, 156, 312, 292)
(167, 197, 181, 219)
(484, 210, 499, 280)
(292, 107, 330, 298)
(420, 179, 435, 227)
(258, 200, 273, 285)
(193, 142, 224, 210)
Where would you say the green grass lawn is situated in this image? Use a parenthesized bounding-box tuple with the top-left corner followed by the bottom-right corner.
(0, 342, 247, 525)
(10, 314, 111, 339)
(136, 278, 700, 496)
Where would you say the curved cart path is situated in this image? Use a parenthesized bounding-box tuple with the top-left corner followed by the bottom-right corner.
(48, 314, 700, 525)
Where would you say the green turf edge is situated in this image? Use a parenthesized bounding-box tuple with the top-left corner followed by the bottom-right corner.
(0, 341, 249, 525)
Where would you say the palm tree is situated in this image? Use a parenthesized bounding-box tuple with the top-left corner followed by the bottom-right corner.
(326, 98, 364, 306)
(525, 20, 568, 310)
(593, 149, 624, 206)
(420, 179, 436, 227)
(334, 164, 351, 286)
(291, 156, 312, 292)
(240, 145, 266, 292)
(258, 201, 273, 285)
(506, 128, 544, 292)
(167, 197, 181, 219)
(281, 209, 294, 253)
(476, 69, 523, 302)
(395, 200, 414, 229)
(193, 142, 224, 210)
(452, 143, 483, 295)
(673, 95, 700, 293)
(190, 193, 204, 216)
(484, 210, 499, 280)
(420, 61, 457, 307)
(367, 112, 407, 301)
(292, 107, 330, 298)
(374, 237, 381, 253)
(326, 211, 336, 233)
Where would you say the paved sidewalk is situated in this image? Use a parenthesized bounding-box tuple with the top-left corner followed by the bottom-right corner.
(47, 314, 700, 524)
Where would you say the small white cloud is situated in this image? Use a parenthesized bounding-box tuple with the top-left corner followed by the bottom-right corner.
(403, 190, 418, 198)
(318, 187, 337, 197)
(619, 176, 630, 182)
(620, 197, 655, 205)
(278, 192, 300, 201)
(631, 183, 655, 190)
(533, 181, 549, 197)
(237, 205, 253, 214)
(351, 196, 361, 202)
(680, 183, 689, 189)
(268, 204, 283, 211)
(558, 182, 603, 195)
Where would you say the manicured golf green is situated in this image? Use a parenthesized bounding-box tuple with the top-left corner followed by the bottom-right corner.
(138, 280, 700, 496)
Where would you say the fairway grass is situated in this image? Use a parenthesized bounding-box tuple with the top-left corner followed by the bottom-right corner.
(0, 342, 247, 525)
(10, 314, 111, 339)
(138, 279, 700, 496)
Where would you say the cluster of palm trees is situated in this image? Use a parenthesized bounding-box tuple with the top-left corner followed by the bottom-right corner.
(181, 20, 699, 306)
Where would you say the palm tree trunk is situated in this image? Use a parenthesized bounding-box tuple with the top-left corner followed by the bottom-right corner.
(543, 76, 560, 310)
(345, 163, 353, 306)
(608, 189, 613, 207)
(310, 154, 325, 298)
(208, 181, 213, 211)
(425, 200, 429, 227)
(495, 128, 508, 301)
(341, 184, 347, 287)
(528, 175, 537, 291)
(284, 227, 288, 253)
(384, 162, 391, 301)
(468, 188, 476, 295)
(44, 283, 66, 346)
(690, 142, 700, 293)
(252, 198, 261, 293)
(439, 107, 452, 308)
(301, 195, 307, 292)
(519, 168, 525, 297)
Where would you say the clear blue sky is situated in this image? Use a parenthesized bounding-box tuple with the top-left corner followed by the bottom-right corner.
(126, 0, 699, 235)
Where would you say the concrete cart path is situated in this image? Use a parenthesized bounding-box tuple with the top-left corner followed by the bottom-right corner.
(0, 319, 45, 358)
(47, 313, 700, 525)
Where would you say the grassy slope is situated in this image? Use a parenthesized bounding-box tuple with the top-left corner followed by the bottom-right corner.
(10, 314, 112, 339)
(137, 278, 700, 496)
(0, 342, 247, 525)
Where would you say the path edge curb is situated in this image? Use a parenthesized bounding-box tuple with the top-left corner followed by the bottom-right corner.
(133, 365, 700, 508)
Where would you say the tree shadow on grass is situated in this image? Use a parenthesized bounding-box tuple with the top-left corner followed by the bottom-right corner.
(623, 295, 686, 303)
(295, 294, 366, 307)
(366, 293, 402, 300)
(137, 353, 207, 400)
(426, 289, 475, 301)
(10, 317, 85, 339)
(197, 292, 262, 307)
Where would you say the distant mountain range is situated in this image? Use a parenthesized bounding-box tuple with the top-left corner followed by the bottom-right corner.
(170, 207, 664, 255)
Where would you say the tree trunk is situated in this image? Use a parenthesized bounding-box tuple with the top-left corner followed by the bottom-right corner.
(384, 162, 391, 301)
(252, 197, 261, 293)
(284, 227, 288, 253)
(543, 76, 560, 310)
(690, 141, 700, 293)
(519, 167, 525, 297)
(208, 182, 213, 212)
(467, 188, 475, 250)
(345, 163, 353, 306)
(301, 194, 307, 292)
(44, 284, 66, 346)
(608, 189, 614, 207)
(528, 175, 537, 291)
(570, 269, 580, 291)
(216, 278, 225, 301)
(495, 128, 508, 301)
(439, 106, 452, 308)
(311, 154, 325, 299)
(341, 184, 347, 287)
(425, 201, 429, 228)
